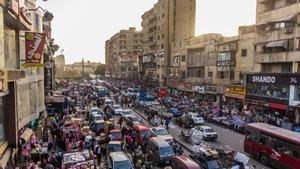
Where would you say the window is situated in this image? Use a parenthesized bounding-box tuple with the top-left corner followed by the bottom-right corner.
(247, 83, 289, 100)
(281, 63, 292, 73)
(230, 71, 234, 80)
(262, 64, 272, 73)
(181, 55, 186, 62)
(187, 67, 204, 78)
(208, 72, 213, 78)
(241, 49, 247, 57)
(161, 44, 164, 49)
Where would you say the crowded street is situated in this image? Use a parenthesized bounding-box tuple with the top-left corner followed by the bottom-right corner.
(2, 0, 300, 169)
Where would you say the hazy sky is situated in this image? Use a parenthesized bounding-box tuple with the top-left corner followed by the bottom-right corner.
(39, 0, 256, 64)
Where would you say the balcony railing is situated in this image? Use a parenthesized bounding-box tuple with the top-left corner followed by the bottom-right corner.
(255, 51, 300, 63)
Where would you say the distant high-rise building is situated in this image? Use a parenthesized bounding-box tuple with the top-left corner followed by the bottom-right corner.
(105, 27, 143, 78)
(141, 0, 196, 84)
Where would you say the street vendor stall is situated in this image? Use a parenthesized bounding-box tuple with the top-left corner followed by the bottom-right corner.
(62, 150, 94, 169)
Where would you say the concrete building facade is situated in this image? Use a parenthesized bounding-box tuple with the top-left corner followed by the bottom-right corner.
(105, 27, 143, 79)
(255, 0, 300, 73)
(141, 0, 196, 85)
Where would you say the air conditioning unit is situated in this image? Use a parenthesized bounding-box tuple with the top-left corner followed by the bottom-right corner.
(7, 0, 19, 15)
(283, 27, 293, 34)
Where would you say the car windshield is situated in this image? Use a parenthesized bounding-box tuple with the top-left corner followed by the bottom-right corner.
(113, 105, 121, 109)
(140, 130, 150, 137)
(123, 111, 132, 115)
(131, 117, 140, 122)
(205, 129, 214, 133)
(192, 114, 201, 118)
(114, 160, 133, 169)
(159, 146, 174, 156)
(107, 144, 121, 152)
(207, 160, 220, 169)
(156, 129, 168, 135)
(111, 132, 122, 138)
(94, 116, 103, 121)
(91, 109, 99, 113)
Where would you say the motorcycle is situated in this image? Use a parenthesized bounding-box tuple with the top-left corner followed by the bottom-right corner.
(179, 130, 193, 144)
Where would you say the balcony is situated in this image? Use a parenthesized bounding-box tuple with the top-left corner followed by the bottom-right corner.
(255, 51, 300, 63)
(257, 3, 300, 24)
(256, 27, 296, 43)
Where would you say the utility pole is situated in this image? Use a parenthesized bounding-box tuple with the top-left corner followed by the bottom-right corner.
(82, 58, 84, 79)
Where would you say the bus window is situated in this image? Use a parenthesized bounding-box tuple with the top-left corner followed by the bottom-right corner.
(259, 133, 271, 145)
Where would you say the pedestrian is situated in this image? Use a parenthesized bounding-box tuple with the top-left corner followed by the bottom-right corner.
(165, 117, 170, 130)
(95, 144, 102, 165)
(121, 127, 127, 138)
(119, 117, 124, 128)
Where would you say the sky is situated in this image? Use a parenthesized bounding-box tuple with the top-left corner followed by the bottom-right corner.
(38, 0, 256, 64)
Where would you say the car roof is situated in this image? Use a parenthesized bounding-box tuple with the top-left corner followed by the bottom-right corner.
(199, 126, 211, 129)
(173, 156, 200, 169)
(151, 126, 166, 130)
(135, 125, 149, 130)
(108, 141, 121, 145)
(150, 137, 170, 147)
(110, 129, 121, 133)
(110, 152, 129, 162)
(123, 109, 132, 111)
(94, 120, 105, 123)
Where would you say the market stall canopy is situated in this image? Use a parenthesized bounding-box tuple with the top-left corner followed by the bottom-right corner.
(45, 94, 64, 103)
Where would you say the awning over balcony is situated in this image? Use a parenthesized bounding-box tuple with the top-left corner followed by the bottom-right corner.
(265, 40, 288, 48)
(269, 14, 297, 23)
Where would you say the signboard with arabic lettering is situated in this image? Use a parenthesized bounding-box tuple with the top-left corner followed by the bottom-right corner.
(24, 32, 46, 67)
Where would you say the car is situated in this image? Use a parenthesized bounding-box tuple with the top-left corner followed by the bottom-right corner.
(170, 155, 201, 169)
(186, 113, 204, 125)
(90, 107, 101, 116)
(108, 152, 134, 169)
(109, 129, 122, 141)
(150, 126, 173, 143)
(147, 137, 174, 166)
(104, 98, 113, 107)
(107, 141, 122, 153)
(192, 126, 218, 141)
(169, 108, 183, 117)
(90, 114, 104, 122)
(111, 104, 123, 115)
(121, 109, 134, 120)
(133, 125, 151, 142)
(126, 115, 143, 127)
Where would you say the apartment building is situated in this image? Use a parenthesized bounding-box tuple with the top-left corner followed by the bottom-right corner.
(255, 0, 300, 73)
(141, 0, 196, 85)
(0, 0, 56, 167)
(105, 27, 143, 78)
(186, 34, 224, 85)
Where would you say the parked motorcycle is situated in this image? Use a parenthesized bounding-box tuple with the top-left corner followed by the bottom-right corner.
(179, 130, 193, 143)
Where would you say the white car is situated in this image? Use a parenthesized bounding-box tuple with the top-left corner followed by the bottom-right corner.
(121, 109, 134, 120)
(111, 104, 123, 115)
(192, 126, 218, 141)
(104, 98, 113, 107)
(90, 107, 101, 116)
(150, 127, 174, 143)
(186, 112, 204, 125)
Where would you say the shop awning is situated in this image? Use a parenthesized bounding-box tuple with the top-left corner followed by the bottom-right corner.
(45, 95, 64, 104)
(265, 40, 288, 48)
(20, 128, 33, 142)
(269, 14, 297, 23)
(224, 93, 245, 100)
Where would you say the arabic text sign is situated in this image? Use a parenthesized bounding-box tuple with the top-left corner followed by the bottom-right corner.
(25, 32, 46, 67)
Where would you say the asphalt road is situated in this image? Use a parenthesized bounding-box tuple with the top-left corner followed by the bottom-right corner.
(130, 107, 271, 169)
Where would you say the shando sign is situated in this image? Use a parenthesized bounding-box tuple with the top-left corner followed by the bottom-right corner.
(24, 32, 46, 67)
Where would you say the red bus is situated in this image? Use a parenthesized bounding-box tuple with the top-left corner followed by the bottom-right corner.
(244, 123, 300, 169)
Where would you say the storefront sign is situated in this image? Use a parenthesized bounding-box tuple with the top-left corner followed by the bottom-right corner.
(193, 86, 205, 94)
(205, 85, 217, 94)
(24, 32, 46, 67)
(226, 86, 245, 96)
(247, 73, 300, 85)
(0, 69, 8, 93)
(44, 62, 53, 91)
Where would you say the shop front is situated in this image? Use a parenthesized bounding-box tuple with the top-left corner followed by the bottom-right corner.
(223, 86, 246, 111)
(246, 73, 300, 129)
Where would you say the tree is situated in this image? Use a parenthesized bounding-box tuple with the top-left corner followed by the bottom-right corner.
(94, 64, 105, 75)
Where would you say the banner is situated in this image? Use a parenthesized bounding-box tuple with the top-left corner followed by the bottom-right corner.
(24, 32, 46, 67)
(44, 62, 53, 91)
(0, 69, 8, 93)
